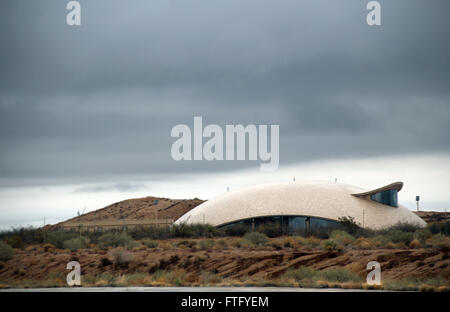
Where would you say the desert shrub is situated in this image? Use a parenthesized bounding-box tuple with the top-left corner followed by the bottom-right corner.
(269, 240, 283, 250)
(63, 237, 89, 251)
(44, 231, 79, 249)
(42, 271, 66, 287)
(297, 236, 321, 248)
(330, 230, 355, 245)
(176, 240, 196, 248)
(42, 243, 56, 252)
(109, 247, 133, 267)
(6, 236, 24, 249)
(284, 267, 318, 281)
(384, 277, 422, 291)
(130, 226, 172, 240)
(354, 237, 373, 249)
(220, 224, 248, 237)
(198, 239, 215, 250)
(320, 268, 362, 283)
(171, 223, 218, 238)
(409, 239, 421, 249)
(143, 239, 159, 248)
(229, 238, 242, 248)
(151, 269, 187, 286)
(413, 228, 432, 244)
(282, 239, 293, 248)
(384, 230, 414, 246)
(243, 232, 268, 246)
(96, 272, 115, 285)
(385, 242, 397, 249)
(158, 241, 174, 249)
(0, 241, 14, 261)
(283, 267, 361, 285)
(337, 216, 361, 235)
(97, 232, 134, 249)
(200, 272, 222, 285)
(426, 234, 450, 251)
(369, 235, 387, 247)
(129, 224, 219, 240)
(427, 221, 450, 236)
(388, 222, 421, 233)
(321, 239, 341, 251)
(0, 227, 45, 246)
(278, 237, 300, 248)
(125, 273, 150, 286)
(216, 239, 228, 248)
(126, 240, 140, 249)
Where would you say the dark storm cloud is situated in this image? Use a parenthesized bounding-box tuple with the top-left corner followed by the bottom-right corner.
(0, 0, 449, 185)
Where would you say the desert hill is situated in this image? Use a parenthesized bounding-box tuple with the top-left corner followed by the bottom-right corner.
(48, 196, 204, 230)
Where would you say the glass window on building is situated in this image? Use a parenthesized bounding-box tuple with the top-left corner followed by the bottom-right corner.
(218, 215, 340, 236)
(370, 189, 398, 207)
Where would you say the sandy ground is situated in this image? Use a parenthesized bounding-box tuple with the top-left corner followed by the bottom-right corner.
(1, 241, 448, 284)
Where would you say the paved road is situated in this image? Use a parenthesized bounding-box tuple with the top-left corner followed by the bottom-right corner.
(0, 286, 387, 292)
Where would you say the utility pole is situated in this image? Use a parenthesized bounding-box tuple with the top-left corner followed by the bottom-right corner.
(362, 209, 365, 228)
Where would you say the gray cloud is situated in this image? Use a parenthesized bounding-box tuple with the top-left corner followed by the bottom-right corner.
(72, 182, 146, 193)
(0, 0, 449, 185)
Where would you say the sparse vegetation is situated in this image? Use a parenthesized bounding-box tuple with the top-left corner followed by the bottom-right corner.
(170, 223, 218, 238)
(297, 236, 321, 248)
(282, 266, 362, 288)
(321, 239, 341, 251)
(427, 221, 450, 235)
(109, 247, 133, 267)
(0, 213, 449, 290)
(44, 231, 80, 249)
(143, 239, 159, 248)
(383, 230, 414, 246)
(426, 234, 450, 251)
(243, 232, 268, 246)
(97, 232, 136, 249)
(384, 276, 450, 291)
(337, 216, 361, 235)
(330, 230, 355, 245)
(63, 237, 89, 251)
(0, 241, 14, 261)
(413, 228, 432, 244)
(198, 239, 215, 250)
(220, 224, 248, 237)
(409, 239, 421, 249)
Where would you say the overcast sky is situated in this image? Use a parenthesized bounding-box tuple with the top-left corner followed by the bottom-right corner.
(0, 1, 449, 228)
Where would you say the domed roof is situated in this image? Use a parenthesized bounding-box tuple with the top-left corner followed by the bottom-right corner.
(175, 181, 426, 229)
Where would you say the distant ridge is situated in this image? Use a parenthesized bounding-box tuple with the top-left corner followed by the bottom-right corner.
(414, 211, 450, 224)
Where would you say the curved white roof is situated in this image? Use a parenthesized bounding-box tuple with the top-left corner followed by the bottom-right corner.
(175, 181, 426, 229)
